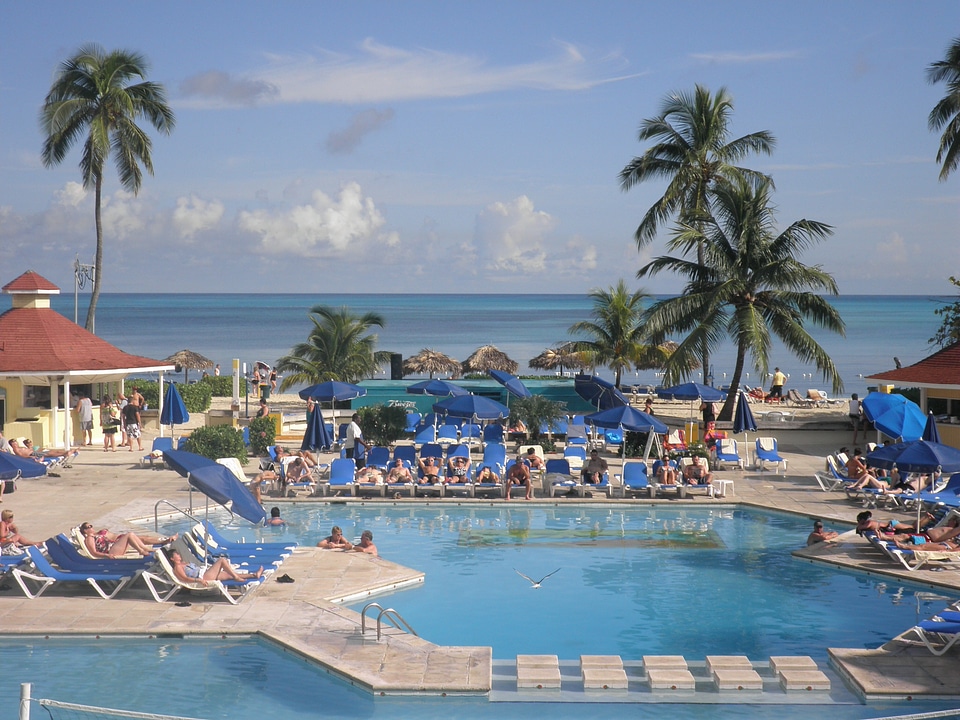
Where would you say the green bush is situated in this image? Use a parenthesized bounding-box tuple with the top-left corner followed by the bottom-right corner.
(200, 375, 248, 397)
(135, 380, 160, 410)
(184, 425, 247, 464)
(134, 380, 211, 413)
(510, 395, 567, 446)
(358, 404, 407, 447)
(248, 416, 276, 457)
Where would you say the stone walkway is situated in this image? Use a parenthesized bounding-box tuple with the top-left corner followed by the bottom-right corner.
(3, 425, 960, 702)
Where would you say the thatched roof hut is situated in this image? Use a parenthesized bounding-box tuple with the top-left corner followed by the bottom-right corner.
(528, 342, 590, 373)
(402, 348, 461, 378)
(461, 345, 518, 375)
(162, 349, 214, 383)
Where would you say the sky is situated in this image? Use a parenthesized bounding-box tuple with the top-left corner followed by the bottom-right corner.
(1, 1, 959, 295)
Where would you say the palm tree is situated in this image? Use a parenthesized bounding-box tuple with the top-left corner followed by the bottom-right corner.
(40, 44, 175, 331)
(277, 306, 391, 387)
(619, 85, 775, 378)
(928, 36, 960, 181)
(568, 280, 655, 388)
(639, 178, 845, 420)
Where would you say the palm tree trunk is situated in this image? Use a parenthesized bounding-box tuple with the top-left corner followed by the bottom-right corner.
(717, 344, 747, 421)
(85, 176, 103, 333)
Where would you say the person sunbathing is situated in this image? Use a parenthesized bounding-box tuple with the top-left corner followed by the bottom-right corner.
(475, 465, 500, 484)
(10, 438, 78, 462)
(79, 523, 172, 558)
(847, 449, 886, 491)
(275, 445, 317, 467)
(282, 457, 313, 494)
(446, 455, 472, 484)
(893, 536, 960, 552)
(0, 509, 41, 552)
(856, 510, 931, 535)
(683, 456, 713, 485)
(165, 547, 262, 585)
(418, 456, 441, 483)
(355, 466, 383, 485)
(653, 455, 677, 485)
(385, 458, 413, 484)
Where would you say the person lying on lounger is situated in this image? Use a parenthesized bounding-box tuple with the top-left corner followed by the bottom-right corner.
(847, 449, 886, 491)
(893, 536, 960, 552)
(79, 523, 173, 558)
(856, 510, 931, 535)
(385, 458, 413, 484)
(0, 509, 41, 552)
(475, 465, 500, 484)
(10, 438, 79, 461)
(446, 455, 472, 484)
(274, 446, 317, 467)
(418, 456, 441, 483)
(165, 547, 262, 585)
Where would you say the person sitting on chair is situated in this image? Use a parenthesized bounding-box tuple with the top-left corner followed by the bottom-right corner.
(80, 522, 171, 558)
(505, 456, 531, 501)
(581, 450, 608, 485)
(847, 448, 886, 491)
(683, 456, 713, 485)
(653, 454, 677, 485)
(386, 458, 413, 484)
(476, 465, 500, 484)
(525, 447, 544, 472)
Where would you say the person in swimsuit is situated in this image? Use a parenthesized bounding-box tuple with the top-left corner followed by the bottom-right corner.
(0, 509, 41, 552)
(165, 548, 262, 585)
(317, 525, 353, 550)
(418, 456, 441, 483)
(79, 523, 171, 558)
(385, 458, 413, 484)
(446, 455, 472, 484)
(352, 530, 378, 556)
(475, 465, 500, 484)
(505, 456, 532, 501)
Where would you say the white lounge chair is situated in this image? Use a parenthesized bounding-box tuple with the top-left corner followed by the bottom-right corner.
(141, 547, 264, 605)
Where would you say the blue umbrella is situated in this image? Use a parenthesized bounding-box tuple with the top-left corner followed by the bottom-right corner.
(0, 451, 47, 480)
(870, 399, 926, 441)
(658, 382, 725, 402)
(732, 391, 758, 435)
(923, 412, 942, 444)
(407, 379, 469, 397)
(163, 449, 217, 478)
(574, 374, 628, 410)
(302, 403, 333, 451)
(861, 392, 907, 422)
(187, 463, 266, 525)
(433, 394, 510, 420)
(584, 406, 668, 460)
(298, 381, 367, 402)
(488, 369, 532, 399)
(866, 440, 960, 474)
(160, 382, 189, 428)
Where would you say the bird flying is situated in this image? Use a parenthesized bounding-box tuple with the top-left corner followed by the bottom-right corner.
(515, 568, 560, 588)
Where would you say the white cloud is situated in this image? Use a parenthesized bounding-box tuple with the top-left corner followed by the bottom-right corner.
(475, 195, 554, 273)
(690, 51, 801, 64)
(173, 195, 225, 239)
(55, 182, 87, 207)
(179, 39, 640, 108)
(101, 190, 148, 240)
(238, 181, 393, 257)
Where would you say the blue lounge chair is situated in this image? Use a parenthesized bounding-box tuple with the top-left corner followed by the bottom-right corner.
(460, 423, 482, 447)
(11, 546, 135, 599)
(444, 444, 473, 497)
(383, 458, 415, 498)
(197, 521, 296, 552)
(482, 424, 504, 445)
(394, 445, 417, 467)
(563, 446, 587, 473)
(621, 461, 650, 498)
(566, 424, 588, 447)
(756, 437, 787, 474)
(414, 424, 437, 446)
(366, 446, 391, 472)
(546, 459, 582, 498)
(405, 412, 422, 434)
(437, 424, 459, 446)
(49, 535, 153, 572)
(324, 458, 357, 497)
(480, 443, 506, 476)
(713, 438, 743, 470)
(142, 436, 174, 468)
(504, 458, 533, 499)
(916, 473, 960, 510)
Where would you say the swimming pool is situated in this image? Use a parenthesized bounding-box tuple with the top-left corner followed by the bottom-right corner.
(200, 504, 958, 661)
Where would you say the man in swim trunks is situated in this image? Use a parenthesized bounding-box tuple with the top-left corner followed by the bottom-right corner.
(505, 456, 531, 500)
(418, 456, 441, 484)
(683, 456, 713, 485)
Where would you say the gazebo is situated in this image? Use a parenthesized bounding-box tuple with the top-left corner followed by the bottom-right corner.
(0, 271, 174, 448)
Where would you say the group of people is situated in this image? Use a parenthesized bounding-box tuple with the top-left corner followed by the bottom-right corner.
(98, 386, 146, 452)
(651, 453, 713, 486)
(857, 509, 960, 551)
(316, 525, 378, 555)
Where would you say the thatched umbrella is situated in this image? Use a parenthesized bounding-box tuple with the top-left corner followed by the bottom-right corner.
(402, 348, 461, 379)
(163, 349, 214, 383)
(461, 345, 518, 375)
(528, 342, 590, 374)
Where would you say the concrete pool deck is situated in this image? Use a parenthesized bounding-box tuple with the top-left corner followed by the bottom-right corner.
(3, 426, 960, 702)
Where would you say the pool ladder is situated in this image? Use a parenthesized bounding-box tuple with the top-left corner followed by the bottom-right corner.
(361, 602, 418, 641)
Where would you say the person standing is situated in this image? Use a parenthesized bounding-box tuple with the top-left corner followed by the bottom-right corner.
(214, 363, 221, 377)
(128, 386, 145, 411)
(766, 367, 786, 403)
(100, 395, 120, 452)
(270, 367, 278, 392)
(849, 393, 863, 443)
(345, 413, 367, 469)
(121, 399, 142, 452)
(74, 391, 94, 446)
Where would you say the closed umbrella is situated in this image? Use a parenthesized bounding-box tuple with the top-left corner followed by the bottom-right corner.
(160, 382, 189, 431)
(732, 391, 758, 468)
(302, 404, 333, 452)
(923, 412, 942, 444)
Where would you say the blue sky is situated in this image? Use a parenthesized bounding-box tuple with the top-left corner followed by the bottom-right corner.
(1, 1, 958, 294)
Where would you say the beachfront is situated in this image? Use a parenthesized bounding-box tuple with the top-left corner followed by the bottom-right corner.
(5, 396, 960, 714)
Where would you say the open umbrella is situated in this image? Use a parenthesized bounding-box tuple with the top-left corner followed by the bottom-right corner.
(866, 440, 960, 474)
(402, 348, 461, 378)
(407, 379, 468, 397)
(584, 406, 668, 460)
(160, 382, 189, 430)
(658, 382, 724, 402)
(462, 345, 519, 375)
(187, 463, 266, 525)
(574, 374, 628, 411)
(433, 394, 510, 420)
(868, 398, 925, 441)
(0, 452, 47, 480)
(301, 404, 333, 452)
(297, 381, 367, 403)
(922, 412, 942, 444)
(489, 369, 532, 404)
(162, 349, 214, 384)
(163, 448, 216, 478)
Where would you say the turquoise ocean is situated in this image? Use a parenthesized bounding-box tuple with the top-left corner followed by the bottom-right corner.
(54, 293, 949, 398)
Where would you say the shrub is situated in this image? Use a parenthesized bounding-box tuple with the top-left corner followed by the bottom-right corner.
(358, 404, 407, 447)
(200, 375, 248, 397)
(184, 425, 247, 464)
(510, 395, 567, 446)
(134, 380, 211, 413)
(623, 431, 649, 458)
(248, 416, 276, 457)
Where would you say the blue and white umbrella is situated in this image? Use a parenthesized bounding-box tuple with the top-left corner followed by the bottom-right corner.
(658, 382, 725, 402)
(488, 369, 532, 401)
(407, 379, 469, 397)
(574, 374, 628, 411)
(433, 394, 510, 420)
(922, 412, 942, 444)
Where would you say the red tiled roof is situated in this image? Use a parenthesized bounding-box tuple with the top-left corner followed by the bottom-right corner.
(867, 342, 960, 387)
(0, 306, 166, 373)
(2, 271, 60, 293)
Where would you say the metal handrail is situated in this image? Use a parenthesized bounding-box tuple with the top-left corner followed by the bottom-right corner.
(360, 602, 418, 641)
(153, 499, 202, 533)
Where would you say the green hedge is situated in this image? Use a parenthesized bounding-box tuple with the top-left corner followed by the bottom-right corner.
(183, 425, 247, 464)
(135, 380, 211, 414)
(200, 375, 249, 397)
(357, 404, 407, 447)
(248, 416, 276, 457)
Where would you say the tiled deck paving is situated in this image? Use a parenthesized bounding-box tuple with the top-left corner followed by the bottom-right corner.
(3, 426, 960, 702)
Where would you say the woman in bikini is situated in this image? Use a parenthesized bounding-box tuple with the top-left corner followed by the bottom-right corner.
(165, 548, 262, 585)
(80, 523, 172, 558)
(0, 509, 41, 553)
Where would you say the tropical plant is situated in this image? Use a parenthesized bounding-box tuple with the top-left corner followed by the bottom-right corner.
(184, 425, 247, 465)
(40, 44, 175, 331)
(928, 36, 960, 181)
(510, 395, 567, 448)
(248, 416, 276, 457)
(568, 280, 658, 388)
(200, 375, 249, 397)
(276, 306, 391, 388)
(930, 276, 960, 347)
(137, 380, 211, 414)
(639, 177, 845, 420)
(357, 404, 407, 447)
(619, 85, 775, 376)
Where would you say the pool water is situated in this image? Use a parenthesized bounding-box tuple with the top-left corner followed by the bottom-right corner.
(198, 505, 958, 661)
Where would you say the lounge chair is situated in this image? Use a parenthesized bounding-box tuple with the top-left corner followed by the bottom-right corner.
(413, 424, 437, 447)
(563, 446, 586, 473)
(437, 424, 460, 447)
(678, 457, 715, 496)
(382, 459, 416, 498)
(756, 437, 788, 474)
(366, 446, 391, 473)
(622, 460, 651, 498)
(393, 445, 417, 467)
(504, 458, 534, 499)
(11, 546, 136, 599)
(546, 459, 581, 498)
(916, 472, 960, 510)
(663, 429, 686, 452)
(713, 439, 743, 470)
(443, 444, 474, 497)
(142, 437, 174, 468)
(786, 388, 814, 407)
(460, 423, 482, 447)
(517, 445, 546, 483)
(565, 424, 588, 447)
(903, 609, 960, 655)
(323, 458, 357, 497)
(141, 547, 264, 605)
(482, 424, 504, 446)
(49, 534, 153, 572)
(404, 412, 422, 434)
(279, 456, 317, 497)
(861, 531, 960, 572)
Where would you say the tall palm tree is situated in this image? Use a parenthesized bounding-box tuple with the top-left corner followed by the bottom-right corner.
(619, 85, 775, 379)
(277, 306, 391, 387)
(639, 178, 845, 420)
(928, 36, 960, 181)
(40, 44, 175, 331)
(568, 280, 655, 388)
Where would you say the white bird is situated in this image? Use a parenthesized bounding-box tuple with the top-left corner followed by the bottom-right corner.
(515, 568, 561, 588)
